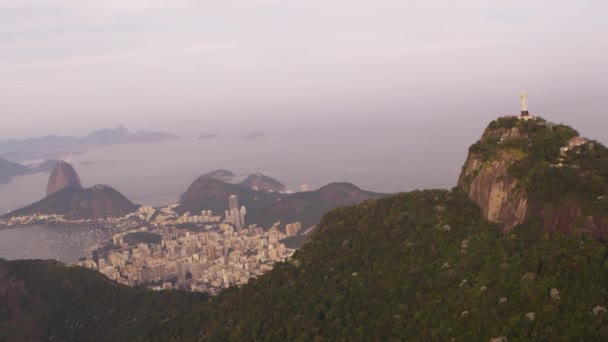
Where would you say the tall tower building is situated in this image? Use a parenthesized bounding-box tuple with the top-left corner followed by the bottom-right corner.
(229, 195, 239, 211)
(227, 195, 245, 228)
(239, 206, 247, 228)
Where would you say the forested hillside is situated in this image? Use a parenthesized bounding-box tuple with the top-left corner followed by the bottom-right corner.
(3, 190, 608, 341)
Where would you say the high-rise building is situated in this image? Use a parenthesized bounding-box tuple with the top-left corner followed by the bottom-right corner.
(229, 195, 239, 211)
(239, 206, 246, 228)
(233, 208, 241, 227)
(226, 195, 246, 228)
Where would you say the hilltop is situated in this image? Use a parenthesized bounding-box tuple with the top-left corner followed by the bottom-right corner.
(202, 169, 236, 181)
(239, 173, 286, 192)
(46, 161, 82, 195)
(459, 115, 608, 236)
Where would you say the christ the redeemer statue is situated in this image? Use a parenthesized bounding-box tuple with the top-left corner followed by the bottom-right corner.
(520, 91, 529, 116)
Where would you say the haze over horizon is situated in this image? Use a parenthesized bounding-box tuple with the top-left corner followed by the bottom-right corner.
(1, 0, 607, 141)
(4, 4, 608, 340)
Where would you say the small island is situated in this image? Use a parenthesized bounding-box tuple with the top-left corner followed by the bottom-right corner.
(242, 132, 267, 140)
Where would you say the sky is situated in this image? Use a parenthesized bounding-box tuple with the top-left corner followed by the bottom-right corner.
(1, 0, 607, 140)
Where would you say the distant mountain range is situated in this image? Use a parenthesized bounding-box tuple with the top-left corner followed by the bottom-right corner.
(0, 126, 178, 161)
(2, 162, 382, 228)
(0, 158, 59, 184)
(177, 173, 384, 228)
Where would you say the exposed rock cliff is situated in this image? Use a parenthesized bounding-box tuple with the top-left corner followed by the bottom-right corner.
(458, 116, 608, 236)
(458, 151, 529, 230)
(46, 161, 82, 195)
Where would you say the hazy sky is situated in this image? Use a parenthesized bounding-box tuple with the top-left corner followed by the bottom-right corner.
(1, 0, 607, 140)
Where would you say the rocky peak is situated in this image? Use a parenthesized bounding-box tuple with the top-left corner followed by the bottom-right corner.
(239, 173, 286, 192)
(458, 115, 608, 236)
(46, 161, 82, 196)
(203, 169, 236, 181)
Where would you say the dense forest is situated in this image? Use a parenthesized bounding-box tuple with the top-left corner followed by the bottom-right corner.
(3, 190, 608, 341)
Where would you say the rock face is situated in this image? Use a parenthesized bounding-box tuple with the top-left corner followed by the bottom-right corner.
(47, 161, 82, 196)
(458, 151, 529, 231)
(239, 173, 286, 192)
(458, 116, 608, 236)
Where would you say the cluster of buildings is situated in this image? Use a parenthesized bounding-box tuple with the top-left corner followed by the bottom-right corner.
(176, 210, 222, 224)
(0, 213, 70, 226)
(225, 195, 246, 228)
(78, 195, 301, 295)
(1, 194, 305, 295)
(285, 222, 302, 236)
(0, 210, 145, 229)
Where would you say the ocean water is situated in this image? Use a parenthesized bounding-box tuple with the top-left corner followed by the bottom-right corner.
(0, 224, 114, 263)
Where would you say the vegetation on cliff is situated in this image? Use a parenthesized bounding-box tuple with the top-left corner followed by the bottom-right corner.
(3, 190, 608, 340)
(3, 117, 608, 340)
(465, 116, 608, 222)
(0, 259, 209, 341)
